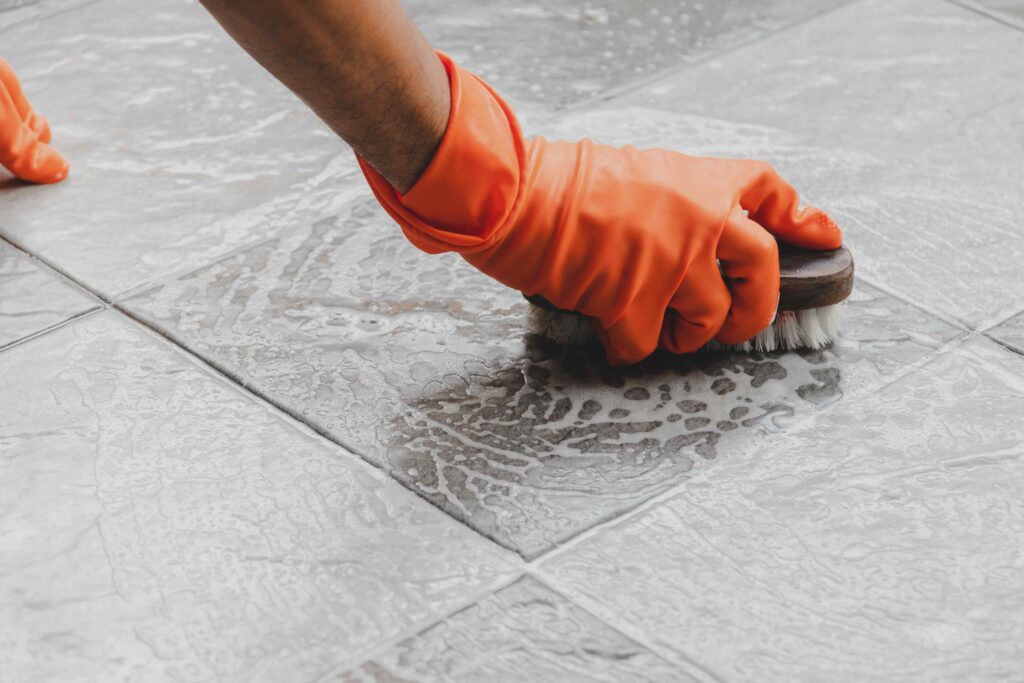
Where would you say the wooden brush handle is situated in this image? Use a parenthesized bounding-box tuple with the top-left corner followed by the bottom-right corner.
(778, 244, 854, 309)
(525, 244, 854, 313)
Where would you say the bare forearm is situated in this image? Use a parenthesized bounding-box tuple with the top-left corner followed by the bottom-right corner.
(199, 0, 449, 193)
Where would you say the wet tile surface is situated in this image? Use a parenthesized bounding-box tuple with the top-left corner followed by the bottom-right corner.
(336, 576, 692, 683)
(577, 0, 1024, 329)
(538, 337, 1024, 681)
(988, 310, 1024, 355)
(0, 312, 517, 683)
(0, 0, 360, 299)
(407, 0, 849, 113)
(124, 193, 962, 558)
(0, 239, 98, 348)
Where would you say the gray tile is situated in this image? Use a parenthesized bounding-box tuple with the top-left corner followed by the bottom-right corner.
(336, 576, 693, 683)
(0, 311, 518, 683)
(539, 337, 1024, 682)
(960, 0, 1024, 26)
(0, 0, 90, 31)
(123, 194, 962, 558)
(0, 0, 361, 299)
(407, 0, 850, 113)
(0, 239, 98, 348)
(988, 310, 1024, 356)
(570, 0, 1024, 329)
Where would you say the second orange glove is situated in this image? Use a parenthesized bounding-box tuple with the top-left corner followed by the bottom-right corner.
(360, 53, 841, 365)
(0, 58, 68, 184)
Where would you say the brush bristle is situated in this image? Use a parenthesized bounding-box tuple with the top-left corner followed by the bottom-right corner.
(527, 305, 842, 352)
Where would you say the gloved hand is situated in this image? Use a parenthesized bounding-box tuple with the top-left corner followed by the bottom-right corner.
(0, 59, 68, 184)
(360, 53, 841, 365)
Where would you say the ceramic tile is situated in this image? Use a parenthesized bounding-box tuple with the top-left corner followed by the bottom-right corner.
(124, 193, 962, 558)
(539, 337, 1024, 682)
(0, 0, 361, 299)
(335, 576, 693, 683)
(569, 0, 1024, 329)
(0, 239, 98, 348)
(405, 0, 849, 113)
(960, 0, 1024, 26)
(0, 312, 517, 683)
(988, 311, 1024, 356)
(0, 0, 90, 31)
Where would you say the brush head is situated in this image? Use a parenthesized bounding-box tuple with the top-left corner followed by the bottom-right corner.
(525, 244, 854, 353)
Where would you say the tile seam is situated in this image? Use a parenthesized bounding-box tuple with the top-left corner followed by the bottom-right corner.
(309, 570, 528, 682)
(942, 0, 1024, 32)
(544, 0, 868, 124)
(525, 570, 727, 683)
(0, 304, 106, 353)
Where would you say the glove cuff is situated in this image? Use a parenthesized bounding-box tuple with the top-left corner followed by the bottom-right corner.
(358, 52, 528, 254)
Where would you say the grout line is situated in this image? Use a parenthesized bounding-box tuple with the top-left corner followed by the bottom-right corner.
(0, 234, 106, 305)
(525, 570, 727, 683)
(310, 571, 528, 681)
(975, 303, 1024, 335)
(983, 333, 1024, 359)
(0, 305, 106, 353)
(0, 234, 109, 353)
(942, 0, 1024, 32)
(854, 273, 972, 332)
(0, 231, 113, 303)
(544, 0, 865, 124)
(110, 233, 287, 304)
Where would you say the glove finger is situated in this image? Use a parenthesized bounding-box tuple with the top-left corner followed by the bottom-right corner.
(592, 295, 666, 366)
(0, 60, 51, 143)
(26, 112, 52, 144)
(659, 260, 731, 354)
(1, 136, 69, 184)
(0, 60, 33, 122)
(738, 161, 842, 250)
(715, 207, 780, 345)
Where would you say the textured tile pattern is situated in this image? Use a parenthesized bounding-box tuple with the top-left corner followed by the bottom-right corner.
(4, 0, 1024, 679)
(0, 0, 360, 298)
(539, 338, 1024, 681)
(337, 576, 692, 683)
(0, 239, 98, 348)
(0, 312, 517, 683)
(408, 0, 849, 112)
(123, 192, 962, 557)
(579, 0, 1024, 329)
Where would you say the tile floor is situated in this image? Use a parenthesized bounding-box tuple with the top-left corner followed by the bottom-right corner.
(2, 0, 1023, 680)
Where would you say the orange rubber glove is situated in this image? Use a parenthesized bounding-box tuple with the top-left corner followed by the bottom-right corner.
(0, 59, 68, 184)
(360, 54, 841, 365)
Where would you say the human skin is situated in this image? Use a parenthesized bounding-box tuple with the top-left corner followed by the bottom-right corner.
(198, 0, 449, 194)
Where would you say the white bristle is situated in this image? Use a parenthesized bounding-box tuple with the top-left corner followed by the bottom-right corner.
(777, 310, 803, 349)
(527, 304, 843, 353)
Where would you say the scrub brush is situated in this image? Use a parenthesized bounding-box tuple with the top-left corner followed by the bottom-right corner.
(525, 243, 854, 353)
